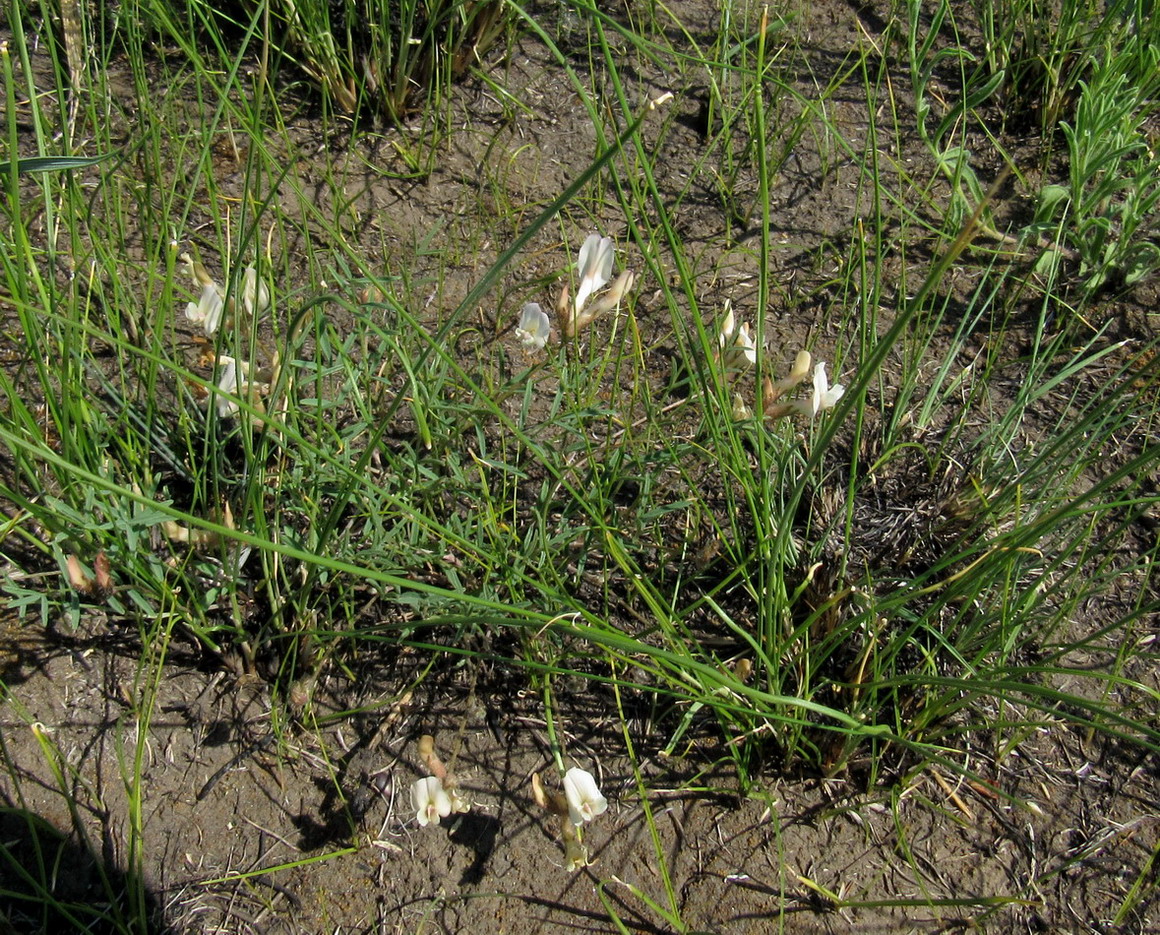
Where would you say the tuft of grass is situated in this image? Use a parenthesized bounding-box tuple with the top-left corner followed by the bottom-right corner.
(173, 0, 513, 124)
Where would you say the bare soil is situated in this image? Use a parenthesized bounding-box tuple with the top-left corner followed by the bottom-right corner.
(2, 1, 1158, 933)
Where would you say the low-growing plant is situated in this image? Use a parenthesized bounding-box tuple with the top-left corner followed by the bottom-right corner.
(966, 0, 1158, 133)
(906, 0, 1003, 234)
(1032, 48, 1160, 294)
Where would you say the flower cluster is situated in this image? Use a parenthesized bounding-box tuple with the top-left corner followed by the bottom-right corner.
(512, 233, 636, 350)
(213, 355, 274, 420)
(762, 351, 845, 419)
(715, 309, 847, 422)
(180, 254, 270, 337)
(718, 301, 757, 370)
(408, 729, 608, 872)
(178, 253, 276, 423)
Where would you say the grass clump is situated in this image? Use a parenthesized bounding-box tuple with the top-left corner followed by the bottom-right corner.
(167, 0, 512, 122)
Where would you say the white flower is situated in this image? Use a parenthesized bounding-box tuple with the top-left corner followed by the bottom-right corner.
(563, 767, 607, 826)
(181, 256, 269, 335)
(515, 302, 550, 350)
(186, 282, 225, 335)
(563, 235, 635, 336)
(215, 356, 247, 417)
(718, 302, 757, 369)
(718, 304, 735, 351)
(733, 323, 757, 366)
(411, 776, 452, 827)
(573, 234, 615, 319)
(214, 355, 269, 419)
(241, 267, 270, 317)
(810, 361, 845, 415)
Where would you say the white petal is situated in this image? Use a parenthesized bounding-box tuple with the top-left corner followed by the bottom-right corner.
(215, 356, 245, 418)
(411, 777, 433, 826)
(823, 382, 845, 409)
(736, 323, 757, 366)
(719, 304, 736, 348)
(411, 776, 452, 827)
(721, 318, 757, 370)
(577, 234, 614, 281)
(811, 362, 829, 416)
(431, 783, 452, 820)
(811, 362, 845, 415)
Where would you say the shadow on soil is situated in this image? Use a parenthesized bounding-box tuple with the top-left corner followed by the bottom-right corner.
(0, 805, 172, 934)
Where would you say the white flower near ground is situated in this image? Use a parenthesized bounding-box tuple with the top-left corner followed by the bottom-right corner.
(561, 234, 637, 336)
(215, 356, 247, 418)
(181, 254, 269, 335)
(810, 361, 845, 415)
(186, 282, 225, 336)
(241, 267, 271, 317)
(411, 776, 453, 827)
(574, 234, 615, 319)
(214, 355, 269, 419)
(563, 767, 608, 826)
(515, 302, 551, 349)
(718, 302, 757, 370)
(733, 323, 757, 365)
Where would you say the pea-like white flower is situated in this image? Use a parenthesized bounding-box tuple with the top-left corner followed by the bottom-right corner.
(810, 361, 845, 415)
(733, 323, 757, 366)
(411, 776, 452, 827)
(215, 356, 248, 418)
(186, 282, 226, 335)
(515, 302, 551, 350)
(241, 267, 271, 318)
(718, 303, 757, 370)
(181, 254, 269, 335)
(563, 767, 608, 826)
(562, 235, 636, 336)
(214, 355, 270, 419)
(574, 234, 615, 319)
